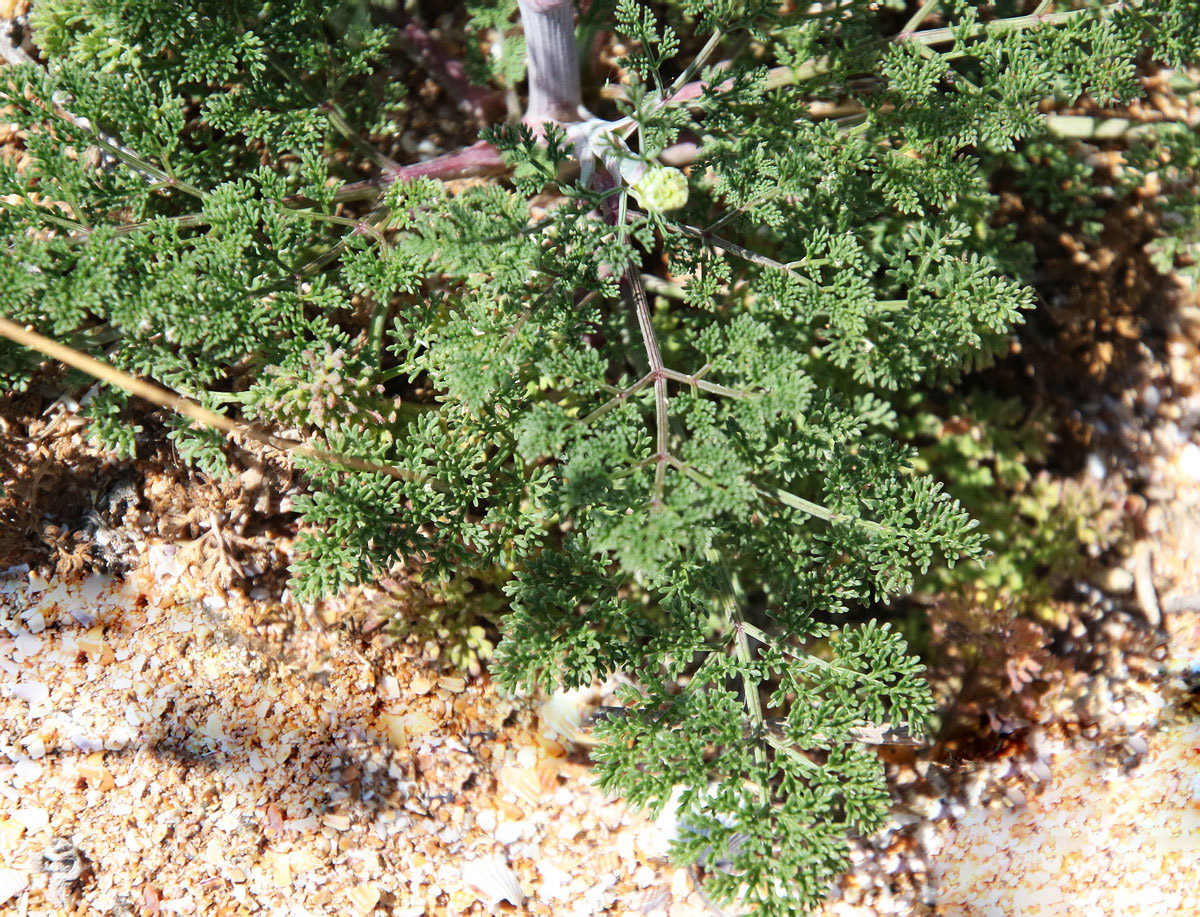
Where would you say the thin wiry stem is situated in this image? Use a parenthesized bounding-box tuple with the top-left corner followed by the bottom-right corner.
(667, 28, 724, 100)
(288, 206, 392, 280)
(659, 368, 753, 399)
(597, 168, 674, 509)
(626, 264, 671, 508)
(576, 362, 753, 429)
(703, 191, 774, 236)
(572, 0, 1126, 525)
(636, 1, 1127, 108)
(0, 317, 424, 484)
(709, 554, 769, 797)
(6, 202, 88, 233)
(662, 217, 814, 284)
(0, 37, 176, 189)
(899, 0, 941, 37)
(294, 0, 1125, 211)
(578, 372, 655, 425)
(668, 456, 892, 537)
(322, 101, 401, 173)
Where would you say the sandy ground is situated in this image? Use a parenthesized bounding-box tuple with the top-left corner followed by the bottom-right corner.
(4, 7, 1200, 915)
(0, 539, 721, 916)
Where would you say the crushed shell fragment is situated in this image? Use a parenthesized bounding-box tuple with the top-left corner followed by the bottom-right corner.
(539, 690, 596, 746)
(461, 853, 525, 906)
(0, 869, 28, 906)
(347, 882, 381, 914)
(498, 766, 544, 806)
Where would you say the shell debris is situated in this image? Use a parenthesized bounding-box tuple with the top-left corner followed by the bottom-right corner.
(0, 525, 753, 916)
(460, 853, 525, 907)
(538, 689, 596, 746)
(346, 882, 380, 914)
(0, 868, 28, 907)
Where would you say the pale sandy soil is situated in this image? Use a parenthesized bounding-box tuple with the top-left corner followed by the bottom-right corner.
(0, 536, 719, 916)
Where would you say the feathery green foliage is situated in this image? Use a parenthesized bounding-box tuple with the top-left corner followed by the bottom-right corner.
(2, 1, 1197, 913)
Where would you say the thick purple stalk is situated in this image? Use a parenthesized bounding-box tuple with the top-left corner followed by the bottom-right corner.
(518, 0, 583, 124)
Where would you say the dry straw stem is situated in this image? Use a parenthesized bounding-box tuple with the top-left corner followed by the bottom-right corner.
(0, 316, 416, 482)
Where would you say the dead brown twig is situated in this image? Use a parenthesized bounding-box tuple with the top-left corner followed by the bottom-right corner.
(0, 316, 420, 483)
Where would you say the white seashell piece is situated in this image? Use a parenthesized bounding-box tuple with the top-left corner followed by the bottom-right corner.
(13, 808, 48, 832)
(461, 854, 525, 907)
(0, 868, 27, 906)
(538, 690, 594, 746)
(10, 682, 49, 705)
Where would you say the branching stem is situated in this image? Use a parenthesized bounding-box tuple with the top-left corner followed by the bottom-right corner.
(626, 264, 671, 507)
(297, 0, 1132, 209)
(659, 368, 753, 399)
(741, 621, 893, 690)
(711, 557, 769, 795)
(668, 456, 893, 537)
(578, 372, 654, 425)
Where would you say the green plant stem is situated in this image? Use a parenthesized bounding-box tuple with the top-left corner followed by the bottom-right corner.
(263, 53, 401, 172)
(82, 131, 207, 199)
(662, 217, 817, 285)
(668, 456, 892, 536)
(578, 372, 655, 425)
(323, 100, 402, 173)
(711, 556, 769, 800)
(659, 367, 752, 399)
(58, 212, 211, 245)
(668, 28, 725, 99)
(685, 2, 1130, 99)
(639, 273, 688, 300)
(911, 3, 1120, 46)
(740, 620, 896, 692)
(627, 263, 672, 508)
(283, 207, 389, 246)
(289, 206, 392, 279)
(900, 0, 941, 36)
(367, 299, 390, 369)
(11, 202, 89, 233)
(282, 0, 1134, 213)
(577, 360, 753, 431)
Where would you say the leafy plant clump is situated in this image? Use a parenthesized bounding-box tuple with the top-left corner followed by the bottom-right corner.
(2, 1, 1197, 913)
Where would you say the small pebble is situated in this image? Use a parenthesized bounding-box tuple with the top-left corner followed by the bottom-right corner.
(13, 808, 48, 831)
(494, 821, 523, 845)
(10, 682, 48, 705)
(22, 735, 45, 760)
(1095, 567, 1135, 594)
(14, 632, 41, 657)
(410, 674, 434, 696)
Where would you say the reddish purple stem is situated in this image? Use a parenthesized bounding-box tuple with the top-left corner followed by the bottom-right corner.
(399, 22, 507, 123)
(384, 140, 506, 183)
(325, 140, 506, 203)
